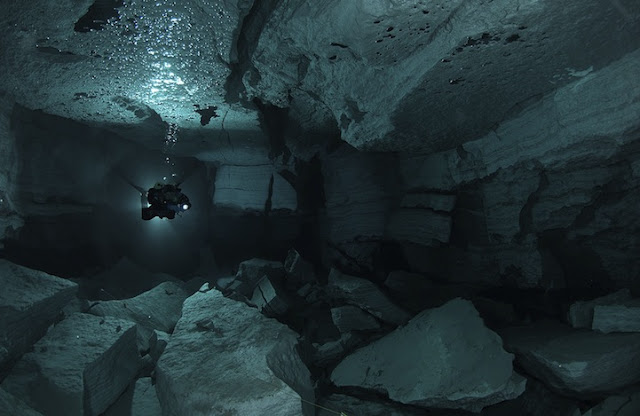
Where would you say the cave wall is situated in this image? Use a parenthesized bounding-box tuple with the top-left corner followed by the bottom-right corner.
(377, 48, 640, 292)
(0, 96, 22, 247)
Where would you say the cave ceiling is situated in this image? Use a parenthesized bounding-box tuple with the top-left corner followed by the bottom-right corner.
(1, 0, 639, 157)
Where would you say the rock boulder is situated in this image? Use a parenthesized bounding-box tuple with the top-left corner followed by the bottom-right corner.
(331, 298, 525, 412)
(0, 260, 77, 378)
(502, 321, 640, 397)
(328, 268, 410, 326)
(1, 313, 140, 416)
(155, 288, 313, 416)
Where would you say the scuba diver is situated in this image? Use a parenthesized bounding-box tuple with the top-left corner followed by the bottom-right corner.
(119, 175, 192, 220)
(142, 182, 191, 220)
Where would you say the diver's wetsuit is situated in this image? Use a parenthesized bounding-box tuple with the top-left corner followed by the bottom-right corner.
(142, 183, 191, 220)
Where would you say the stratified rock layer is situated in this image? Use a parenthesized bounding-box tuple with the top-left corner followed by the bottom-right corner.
(214, 165, 296, 211)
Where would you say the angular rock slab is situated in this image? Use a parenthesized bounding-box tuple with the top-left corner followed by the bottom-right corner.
(567, 289, 632, 329)
(502, 321, 640, 397)
(312, 333, 362, 367)
(318, 394, 463, 416)
(0, 387, 43, 416)
(0, 260, 77, 376)
(284, 249, 316, 288)
(1, 313, 140, 416)
(592, 304, 640, 334)
(583, 391, 640, 416)
(155, 288, 314, 416)
(328, 268, 411, 326)
(87, 281, 188, 333)
(233, 258, 285, 297)
(481, 378, 581, 416)
(250, 276, 289, 317)
(331, 305, 380, 333)
(331, 298, 525, 413)
(131, 378, 162, 416)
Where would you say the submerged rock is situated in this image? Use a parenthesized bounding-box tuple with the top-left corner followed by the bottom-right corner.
(87, 281, 188, 333)
(328, 268, 411, 325)
(232, 258, 285, 297)
(582, 391, 640, 416)
(284, 249, 316, 288)
(318, 393, 465, 416)
(131, 378, 162, 416)
(214, 165, 297, 211)
(0, 260, 77, 378)
(155, 288, 314, 416)
(250, 275, 290, 316)
(330, 305, 380, 333)
(592, 303, 640, 334)
(502, 321, 640, 397)
(1, 313, 140, 416)
(567, 289, 632, 329)
(0, 388, 43, 416)
(331, 298, 526, 412)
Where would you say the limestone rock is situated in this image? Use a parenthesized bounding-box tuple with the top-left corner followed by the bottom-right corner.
(266, 339, 316, 416)
(502, 321, 640, 397)
(0, 260, 77, 377)
(481, 164, 541, 242)
(318, 394, 462, 416)
(87, 281, 188, 333)
(400, 49, 640, 191)
(386, 208, 452, 246)
(0, 96, 23, 244)
(150, 330, 170, 362)
(214, 165, 296, 211)
(322, 145, 394, 242)
(216, 276, 235, 290)
(331, 298, 526, 412)
(284, 248, 316, 287)
(331, 306, 380, 333)
(532, 166, 613, 232)
(400, 193, 456, 212)
(384, 270, 433, 297)
(0, 387, 43, 416)
(1, 313, 140, 416)
(131, 378, 162, 416)
(325, 239, 382, 275)
(312, 333, 361, 367)
(155, 288, 313, 416)
(250, 276, 289, 316)
(592, 304, 640, 334)
(233, 258, 285, 297)
(567, 289, 632, 329)
(482, 378, 581, 416)
(582, 391, 640, 416)
(328, 268, 411, 325)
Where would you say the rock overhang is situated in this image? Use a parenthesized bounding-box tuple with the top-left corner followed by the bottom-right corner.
(0, 0, 639, 155)
(1, 0, 263, 147)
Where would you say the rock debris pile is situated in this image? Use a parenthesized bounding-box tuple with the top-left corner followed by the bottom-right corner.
(1, 252, 640, 416)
